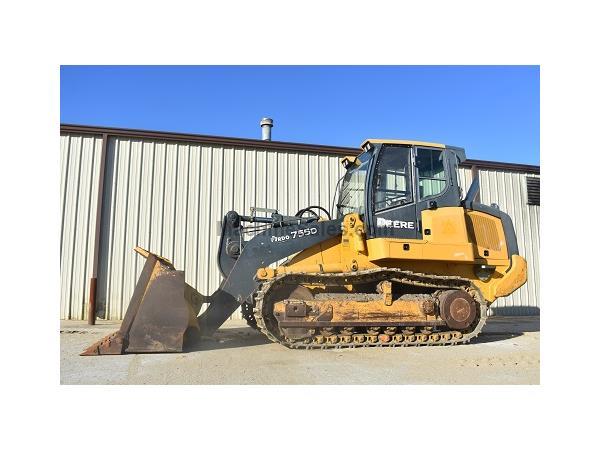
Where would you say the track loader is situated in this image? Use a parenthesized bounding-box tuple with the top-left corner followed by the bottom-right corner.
(82, 139, 527, 355)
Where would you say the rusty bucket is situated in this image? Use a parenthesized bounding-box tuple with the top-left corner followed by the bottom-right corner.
(80, 248, 206, 356)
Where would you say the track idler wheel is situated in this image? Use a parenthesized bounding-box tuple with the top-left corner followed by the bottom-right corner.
(438, 290, 477, 330)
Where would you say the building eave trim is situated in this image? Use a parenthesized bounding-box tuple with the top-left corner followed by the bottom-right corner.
(60, 124, 540, 174)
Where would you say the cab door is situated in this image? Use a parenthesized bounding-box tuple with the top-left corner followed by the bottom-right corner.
(414, 146, 460, 238)
(368, 144, 418, 239)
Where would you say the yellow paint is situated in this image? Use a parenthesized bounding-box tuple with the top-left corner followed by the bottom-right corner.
(273, 297, 434, 324)
(464, 210, 506, 260)
(494, 255, 528, 298)
(367, 208, 478, 263)
(256, 209, 527, 303)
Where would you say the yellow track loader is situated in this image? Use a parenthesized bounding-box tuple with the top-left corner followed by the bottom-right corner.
(82, 139, 527, 355)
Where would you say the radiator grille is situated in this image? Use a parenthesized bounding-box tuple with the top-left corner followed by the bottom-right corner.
(467, 215, 501, 251)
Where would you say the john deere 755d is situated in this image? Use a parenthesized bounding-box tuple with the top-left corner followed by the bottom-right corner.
(82, 139, 527, 355)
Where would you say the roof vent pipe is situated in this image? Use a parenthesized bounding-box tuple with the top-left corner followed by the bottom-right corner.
(260, 117, 273, 141)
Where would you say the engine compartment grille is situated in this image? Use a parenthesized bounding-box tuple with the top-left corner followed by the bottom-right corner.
(466, 214, 501, 251)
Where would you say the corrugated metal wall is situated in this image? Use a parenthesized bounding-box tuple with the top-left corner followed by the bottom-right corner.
(456, 166, 540, 315)
(60, 134, 103, 320)
(60, 132, 540, 320)
(479, 169, 540, 315)
(95, 136, 343, 320)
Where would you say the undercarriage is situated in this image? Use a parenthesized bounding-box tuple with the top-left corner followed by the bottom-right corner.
(244, 268, 488, 349)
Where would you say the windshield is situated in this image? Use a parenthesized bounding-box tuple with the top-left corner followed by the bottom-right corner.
(337, 152, 372, 217)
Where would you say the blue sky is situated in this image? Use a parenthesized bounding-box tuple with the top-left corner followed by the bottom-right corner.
(60, 66, 539, 165)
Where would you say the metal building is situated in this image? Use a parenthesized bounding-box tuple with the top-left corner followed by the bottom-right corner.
(60, 124, 540, 321)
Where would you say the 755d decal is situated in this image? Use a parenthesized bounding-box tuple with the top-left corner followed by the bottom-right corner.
(270, 227, 318, 243)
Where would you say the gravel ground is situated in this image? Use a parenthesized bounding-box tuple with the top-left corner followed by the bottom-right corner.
(60, 316, 539, 384)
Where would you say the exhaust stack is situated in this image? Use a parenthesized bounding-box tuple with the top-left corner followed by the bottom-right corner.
(260, 117, 273, 141)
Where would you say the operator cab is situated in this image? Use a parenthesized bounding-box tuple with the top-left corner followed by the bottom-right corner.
(337, 139, 466, 239)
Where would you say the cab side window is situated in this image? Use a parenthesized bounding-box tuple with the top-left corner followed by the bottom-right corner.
(416, 148, 447, 199)
(373, 146, 412, 211)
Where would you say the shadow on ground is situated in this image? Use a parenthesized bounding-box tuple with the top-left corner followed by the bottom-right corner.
(185, 327, 270, 352)
(483, 315, 539, 333)
(490, 306, 540, 317)
(473, 315, 539, 344)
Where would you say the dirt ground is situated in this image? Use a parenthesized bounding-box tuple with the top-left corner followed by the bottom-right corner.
(60, 316, 539, 384)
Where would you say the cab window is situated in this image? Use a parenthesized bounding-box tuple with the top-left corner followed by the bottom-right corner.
(337, 152, 371, 216)
(416, 147, 447, 199)
(373, 146, 412, 211)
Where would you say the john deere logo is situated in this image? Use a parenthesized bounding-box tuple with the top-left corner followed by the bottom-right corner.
(377, 218, 415, 229)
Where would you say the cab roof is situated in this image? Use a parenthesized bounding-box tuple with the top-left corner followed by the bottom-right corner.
(361, 139, 446, 149)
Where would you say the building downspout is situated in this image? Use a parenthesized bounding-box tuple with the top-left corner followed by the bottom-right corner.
(88, 133, 108, 325)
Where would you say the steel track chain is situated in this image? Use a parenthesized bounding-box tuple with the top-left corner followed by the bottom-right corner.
(241, 301, 258, 329)
(252, 268, 488, 349)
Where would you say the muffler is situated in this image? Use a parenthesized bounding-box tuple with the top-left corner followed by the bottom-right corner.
(80, 248, 207, 356)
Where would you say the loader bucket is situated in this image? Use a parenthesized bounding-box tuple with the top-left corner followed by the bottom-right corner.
(81, 248, 205, 356)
